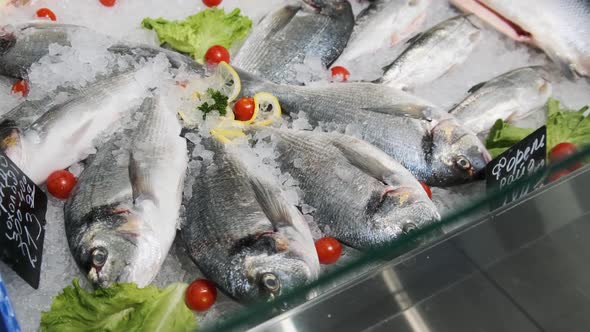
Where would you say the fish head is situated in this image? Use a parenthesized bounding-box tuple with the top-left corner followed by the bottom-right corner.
(71, 206, 160, 288)
(302, 0, 351, 15)
(368, 186, 441, 248)
(430, 119, 491, 186)
(232, 232, 317, 302)
(0, 26, 16, 56)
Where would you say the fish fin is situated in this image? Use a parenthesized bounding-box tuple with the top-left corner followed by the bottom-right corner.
(249, 176, 296, 229)
(467, 81, 487, 94)
(65, 119, 94, 145)
(265, 6, 300, 39)
(360, 106, 431, 121)
(128, 151, 159, 206)
(332, 137, 398, 183)
(405, 32, 423, 45)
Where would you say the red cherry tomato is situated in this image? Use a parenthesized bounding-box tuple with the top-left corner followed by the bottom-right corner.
(36, 8, 57, 21)
(204, 45, 230, 65)
(331, 66, 350, 82)
(419, 181, 432, 199)
(233, 97, 255, 121)
(315, 237, 342, 264)
(548, 169, 572, 183)
(185, 279, 217, 312)
(202, 0, 222, 7)
(11, 80, 29, 97)
(46, 170, 76, 199)
(549, 142, 577, 162)
(99, 0, 117, 7)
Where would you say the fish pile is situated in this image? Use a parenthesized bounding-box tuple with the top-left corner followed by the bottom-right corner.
(0, 0, 588, 307)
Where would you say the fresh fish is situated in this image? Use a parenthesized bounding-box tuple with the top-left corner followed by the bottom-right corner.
(182, 138, 319, 302)
(0, 69, 149, 184)
(0, 23, 86, 78)
(0, 22, 205, 78)
(233, 0, 354, 84)
(449, 66, 552, 134)
(240, 75, 491, 186)
(65, 96, 187, 287)
(380, 15, 481, 90)
(450, 0, 590, 78)
(258, 127, 440, 249)
(336, 0, 430, 65)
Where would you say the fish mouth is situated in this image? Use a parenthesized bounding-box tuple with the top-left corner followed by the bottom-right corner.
(302, 0, 323, 13)
(0, 27, 16, 56)
(381, 186, 422, 205)
(452, 0, 532, 42)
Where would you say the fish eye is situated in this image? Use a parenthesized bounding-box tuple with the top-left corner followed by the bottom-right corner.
(260, 272, 281, 293)
(402, 222, 417, 234)
(455, 155, 471, 170)
(91, 247, 108, 267)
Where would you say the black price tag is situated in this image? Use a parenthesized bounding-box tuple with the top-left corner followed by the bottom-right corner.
(486, 126, 547, 211)
(0, 152, 47, 289)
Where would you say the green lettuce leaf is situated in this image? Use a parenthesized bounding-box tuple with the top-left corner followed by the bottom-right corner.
(485, 119, 534, 158)
(546, 98, 590, 151)
(40, 279, 196, 332)
(142, 8, 252, 62)
(485, 98, 590, 159)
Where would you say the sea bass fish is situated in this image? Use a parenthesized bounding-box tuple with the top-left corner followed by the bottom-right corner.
(450, 0, 590, 78)
(233, 0, 354, 84)
(182, 138, 319, 302)
(0, 69, 149, 184)
(65, 96, 187, 287)
(449, 66, 552, 134)
(258, 127, 440, 249)
(240, 74, 491, 186)
(380, 15, 481, 90)
(0, 22, 204, 78)
(335, 0, 430, 66)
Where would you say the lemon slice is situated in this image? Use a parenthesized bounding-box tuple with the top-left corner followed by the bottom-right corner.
(207, 61, 241, 102)
(251, 92, 282, 126)
(211, 128, 247, 143)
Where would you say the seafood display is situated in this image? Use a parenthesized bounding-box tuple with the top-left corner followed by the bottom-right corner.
(0, 0, 589, 331)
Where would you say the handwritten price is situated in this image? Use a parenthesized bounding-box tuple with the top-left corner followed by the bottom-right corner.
(0, 155, 40, 269)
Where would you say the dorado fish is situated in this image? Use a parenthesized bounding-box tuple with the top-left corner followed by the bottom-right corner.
(0, 75, 13, 91)
(233, 0, 354, 84)
(449, 66, 552, 134)
(335, 0, 430, 66)
(450, 0, 590, 78)
(257, 127, 440, 249)
(0, 69, 149, 184)
(182, 138, 319, 302)
(0, 22, 204, 78)
(380, 15, 481, 90)
(65, 96, 187, 287)
(240, 74, 490, 186)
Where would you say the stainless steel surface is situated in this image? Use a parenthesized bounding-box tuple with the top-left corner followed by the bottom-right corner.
(250, 167, 590, 332)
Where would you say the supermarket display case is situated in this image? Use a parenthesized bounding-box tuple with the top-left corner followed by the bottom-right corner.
(211, 147, 590, 332)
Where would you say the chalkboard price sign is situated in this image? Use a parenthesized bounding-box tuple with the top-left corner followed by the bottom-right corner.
(0, 152, 47, 289)
(486, 126, 547, 211)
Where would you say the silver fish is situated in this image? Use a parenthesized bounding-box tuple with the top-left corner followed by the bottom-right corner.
(380, 15, 481, 90)
(240, 75, 491, 186)
(336, 0, 430, 65)
(0, 69, 149, 184)
(0, 75, 13, 91)
(233, 0, 354, 84)
(0, 22, 204, 78)
(258, 127, 440, 249)
(65, 96, 187, 287)
(449, 66, 552, 134)
(182, 138, 319, 302)
(450, 0, 590, 78)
